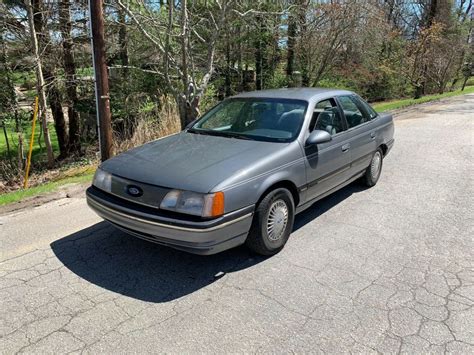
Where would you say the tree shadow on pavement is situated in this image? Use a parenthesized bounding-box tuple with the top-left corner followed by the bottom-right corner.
(52, 182, 366, 303)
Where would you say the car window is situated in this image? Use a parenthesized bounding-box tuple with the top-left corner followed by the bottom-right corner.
(309, 98, 345, 135)
(200, 100, 243, 129)
(191, 98, 308, 143)
(315, 99, 335, 110)
(338, 95, 371, 129)
(354, 95, 378, 119)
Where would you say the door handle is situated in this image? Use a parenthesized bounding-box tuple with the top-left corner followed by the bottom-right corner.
(341, 143, 350, 152)
(370, 132, 376, 140)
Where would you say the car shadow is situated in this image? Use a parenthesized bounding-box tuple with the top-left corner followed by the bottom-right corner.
(52, 182, 366, 303)
(51, 223, 266, 303)
(293, 182, 367, 232)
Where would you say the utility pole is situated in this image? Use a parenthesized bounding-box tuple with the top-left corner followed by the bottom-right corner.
(89, 0, 113, 161)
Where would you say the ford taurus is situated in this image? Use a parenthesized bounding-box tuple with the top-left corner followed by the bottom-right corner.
(87, 88, 394, 255)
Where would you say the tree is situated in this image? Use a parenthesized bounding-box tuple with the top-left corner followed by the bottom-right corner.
(59, 0, 81, 154)
(24, 0, 54, 167)
(31, 0, 68, 158)
(117, 0, 231, 128)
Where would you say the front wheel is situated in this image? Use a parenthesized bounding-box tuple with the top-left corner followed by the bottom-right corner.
(245, 188, 295, 256)
(363, 148, 383, 187)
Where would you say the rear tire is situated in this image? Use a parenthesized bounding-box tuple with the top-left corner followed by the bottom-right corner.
(363, 148, 383, 187)
(245, 188, 295, 256)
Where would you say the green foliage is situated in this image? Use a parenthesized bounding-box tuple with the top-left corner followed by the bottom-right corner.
(1, 0, 471, 188)
(373, 86, 474, 112)
(200, 83, 219, 113)
(265, 70, 288, 90)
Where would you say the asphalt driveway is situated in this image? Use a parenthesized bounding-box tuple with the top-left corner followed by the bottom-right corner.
(1, 94, 473, 353)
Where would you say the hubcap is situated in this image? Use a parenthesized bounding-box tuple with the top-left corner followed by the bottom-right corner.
(371, 151, 382, 180)
(267, 200, 289, 241)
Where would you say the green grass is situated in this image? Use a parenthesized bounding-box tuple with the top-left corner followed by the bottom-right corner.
(0, 169, 95, 206)
(1, 121, 60, 162)
(11, 71, 35, 87)
(373, 86, 474, 112)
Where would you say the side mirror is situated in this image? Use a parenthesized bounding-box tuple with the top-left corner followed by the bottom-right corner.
(306, 130, 332, 146)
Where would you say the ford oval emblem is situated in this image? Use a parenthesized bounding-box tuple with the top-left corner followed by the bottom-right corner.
(126, 185, 143, 197)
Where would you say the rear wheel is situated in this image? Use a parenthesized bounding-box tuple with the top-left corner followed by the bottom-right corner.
(245, 188, 295, 256)
(363, 148, 383, 187)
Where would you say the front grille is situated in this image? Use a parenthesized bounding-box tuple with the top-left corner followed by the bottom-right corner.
(109, 174, 169, 208)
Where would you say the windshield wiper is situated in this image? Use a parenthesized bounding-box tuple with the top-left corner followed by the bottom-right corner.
(187, 129, 253, 140)
(223, 132, 253, 141)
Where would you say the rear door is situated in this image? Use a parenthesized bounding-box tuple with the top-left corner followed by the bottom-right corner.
(336, 95, 377, 176)
(304, 98, 352, 201)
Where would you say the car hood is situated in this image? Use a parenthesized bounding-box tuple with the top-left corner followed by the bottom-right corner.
(100, 132, 290, 193)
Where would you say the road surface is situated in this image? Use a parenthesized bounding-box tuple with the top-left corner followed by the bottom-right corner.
(1, 95, 473, 353)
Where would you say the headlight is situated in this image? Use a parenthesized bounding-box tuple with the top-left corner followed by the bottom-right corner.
(92, 168, 112, 192)
(160, 190, 224, 217)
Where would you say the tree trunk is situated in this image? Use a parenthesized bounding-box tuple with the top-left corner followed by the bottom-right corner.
(45, 76, 68, 157)
(225, 31, 232, 97)
(176, 95, 199, 129)
(461, 76, 469, 91)
(32, 0, 68, 159)
(255, 16, 263, 90)
(180, 0, 189, 102)
(25, 0, 54, 167)
(287, 11, 296, 79)
(60, 0, 81, 155)
(117, 6, 128, 76)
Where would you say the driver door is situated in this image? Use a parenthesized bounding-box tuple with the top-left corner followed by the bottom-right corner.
(304, 98, 352, 202)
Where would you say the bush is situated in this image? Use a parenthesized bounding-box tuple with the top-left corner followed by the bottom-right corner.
(113, 96, 181, 154)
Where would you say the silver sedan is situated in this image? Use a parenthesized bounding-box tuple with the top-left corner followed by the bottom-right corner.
(87, 88, 394, 255)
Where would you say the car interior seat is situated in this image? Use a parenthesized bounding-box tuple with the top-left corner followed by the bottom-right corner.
(315, 111, 337, 135)
(277, 109, 304, 136)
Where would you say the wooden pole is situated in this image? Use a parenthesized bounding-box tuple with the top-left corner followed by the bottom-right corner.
(24, 97, 39, 189)
(89, 0, 113, 161)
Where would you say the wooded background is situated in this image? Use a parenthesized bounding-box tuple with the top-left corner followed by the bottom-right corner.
(1, 0, 473, 190)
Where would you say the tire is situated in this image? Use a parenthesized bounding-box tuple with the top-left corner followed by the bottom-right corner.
(363, 148, 383, 187)
(245, 188, 295, 256)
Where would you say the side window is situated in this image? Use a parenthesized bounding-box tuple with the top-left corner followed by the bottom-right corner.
(338, 95, 371, 129)
(354, 95, 378, 119)
(310, 98, 345, 135)
(315, 99, 335, 110)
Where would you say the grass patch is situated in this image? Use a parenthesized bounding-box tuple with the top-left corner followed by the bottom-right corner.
(0, 165, 96, 206)
(373, 86, 474, 112)
(1, 120, 60, 162)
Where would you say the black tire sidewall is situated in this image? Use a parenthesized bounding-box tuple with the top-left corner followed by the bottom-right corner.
(366, 149, 383, 186)
(257, 188, 295, 252)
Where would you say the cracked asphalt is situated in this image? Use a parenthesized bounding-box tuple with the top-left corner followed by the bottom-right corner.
(1, 94, 473, 354)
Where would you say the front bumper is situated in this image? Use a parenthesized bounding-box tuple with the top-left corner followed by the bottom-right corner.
(86, 187, 254, 255)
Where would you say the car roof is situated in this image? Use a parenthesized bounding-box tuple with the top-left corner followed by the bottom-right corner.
(232, 88, 354, 102)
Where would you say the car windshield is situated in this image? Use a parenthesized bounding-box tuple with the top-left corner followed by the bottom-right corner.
(188, 98, 308, 142)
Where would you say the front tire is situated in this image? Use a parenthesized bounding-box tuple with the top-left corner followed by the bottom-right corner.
(245, 188, 295, 256)
(363, 148, 383, 187)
